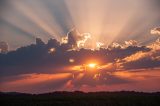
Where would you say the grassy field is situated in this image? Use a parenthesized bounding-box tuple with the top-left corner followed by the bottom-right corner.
(0, 91, 160, 106)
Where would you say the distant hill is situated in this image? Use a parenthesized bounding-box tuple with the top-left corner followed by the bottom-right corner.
(0, 91, 160, 106)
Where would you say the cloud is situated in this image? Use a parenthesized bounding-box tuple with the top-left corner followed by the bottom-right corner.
(0, 41, 9, 54)
(0, 37, 160, 93)
(151, 27, 160, 35)
(109, 40, 138, 49)
(122, 49, 160, 69)
(2, 33, 160, 93)
(125, 40, 138, 47)
(96, 42, 104, 49)
(122, 55, 160, 69)
(0, 73, 72, 93)
(148, 38, 160, 50)
(71, 72, 132, 88)
(62, 28, 91, 48)
(2, 68, 160, 93)
(121, 39, 160, 69)
(0, 71, 134, 93)
(0, 37, 151, 78)
(77, 33, 91, 48)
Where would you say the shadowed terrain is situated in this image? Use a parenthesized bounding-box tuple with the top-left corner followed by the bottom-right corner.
(0, 91, 160, 106)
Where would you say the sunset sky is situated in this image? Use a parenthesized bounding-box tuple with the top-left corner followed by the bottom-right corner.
(0, 0, 160, 93)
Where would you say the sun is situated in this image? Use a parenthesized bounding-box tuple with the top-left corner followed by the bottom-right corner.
(88, 63, 97, 68)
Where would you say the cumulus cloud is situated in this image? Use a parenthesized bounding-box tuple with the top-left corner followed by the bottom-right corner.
(62, 29, 91, 48)
(148, 38, 160, 50)
(77, 33, 91, 48)
(125, 40, 138, 47)
(151, 27, 160, 35)
(109, 40, 138, 49)
(96, 42, 104, 49)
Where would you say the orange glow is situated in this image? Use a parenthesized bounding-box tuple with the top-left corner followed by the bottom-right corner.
(69, 58, 75, 63)
(88, 63, 97, 68)
(48, 48, 56, 54)
(0, 73, 72, 92)
(71, 66, 82, 71)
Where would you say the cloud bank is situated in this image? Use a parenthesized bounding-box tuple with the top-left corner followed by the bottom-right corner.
(0, 29, 160, 93)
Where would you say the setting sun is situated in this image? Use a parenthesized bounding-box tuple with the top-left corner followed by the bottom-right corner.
(88, 63, 97, 68)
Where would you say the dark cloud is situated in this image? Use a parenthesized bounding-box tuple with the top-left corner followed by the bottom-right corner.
(0, 38, 151, 77)
(123, 57, 160, 69)
(122, 50, 160, 70)
(121, 38, 160, 70)
(64, 29, 80, 48)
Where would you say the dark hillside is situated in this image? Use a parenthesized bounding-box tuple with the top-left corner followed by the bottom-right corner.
(0, 91, 160, 106)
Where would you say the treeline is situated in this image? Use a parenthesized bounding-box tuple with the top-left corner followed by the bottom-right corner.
(0, 91, 160, 106)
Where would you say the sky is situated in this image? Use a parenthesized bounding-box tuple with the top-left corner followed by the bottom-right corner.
(0, 0, 160, 93)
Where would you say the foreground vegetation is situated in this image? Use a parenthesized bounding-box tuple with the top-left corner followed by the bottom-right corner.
(0, 91, 160, 106)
